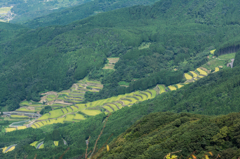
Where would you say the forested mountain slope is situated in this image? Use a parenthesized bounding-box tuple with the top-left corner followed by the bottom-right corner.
(99, 111, 240, 159)
(1, 0, 240, 111)
(1, 0, 92, 23)
(23, 0, 160, 28)
(2, 66, 240, 158)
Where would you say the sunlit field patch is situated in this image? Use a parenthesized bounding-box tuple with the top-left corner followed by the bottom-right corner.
(158, 85, 166, 94)
(81, 110, 102, 116)
(54, 141, 59, 146)
(74, 114, 86, 120)
(210, 49, 216, 54)
(190, 71, 198, 78)
(215, 67, 220, 72)
(30, 141, 38, 147)
(197, 68, 208, 76)
(184, 73, 192, 80)
(5, 128, 16, 132)
(176, 84, 184, 89)
(168, 86, 177, 91)
(17, 126, 27, 130)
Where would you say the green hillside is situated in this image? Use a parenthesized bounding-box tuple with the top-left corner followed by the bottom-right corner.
(23, 0, 160, 28)
(1, 0, 92, 23)
(2, 66, 240, 158)
(1, 0, 240, 111)
(99, 111, 240, 159)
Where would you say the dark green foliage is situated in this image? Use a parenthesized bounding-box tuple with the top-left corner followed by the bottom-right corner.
(40, 106, 52, 115)
(234, 50, 240, 67)
(24, 0, 160, 28)
(99, 112, 240, 159)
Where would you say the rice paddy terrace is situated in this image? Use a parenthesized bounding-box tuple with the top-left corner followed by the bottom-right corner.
(3, 50, 235, 133)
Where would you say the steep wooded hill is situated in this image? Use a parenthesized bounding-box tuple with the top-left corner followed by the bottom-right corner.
(2, 66, 240, 158)
(23, 0, 160, 28)
(99, 112, 240, 159)
(1, 0, 240, 111)
(1, 0, 92, 23)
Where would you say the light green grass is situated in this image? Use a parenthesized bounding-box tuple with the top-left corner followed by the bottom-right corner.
(30, 141, 38, 147)
(54, 141, 59, 146)
(103, 106, 113, 112)
(75, 104, 86, 110)
(11, 115, 29, 119)
(47, 109, 64, 119)
(148, 89, 157, 98)
(158, 85, 166, 94)
(39, 144, 44, 149)
(65, 114, 75, 121)
(19, 101, 31, 106)
(107, 104, 119, 110)
(0, 7, 12, 14)
(135, 92, 148, 101)
(81, 110, 102, 116)
(202, 53, 236, 70)
(114, 103, 123, 109)
(16, 108, 36, 112)
(74, 114, 86, 120)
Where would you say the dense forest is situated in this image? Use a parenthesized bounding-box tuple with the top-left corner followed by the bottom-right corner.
(23, 0, 160, 28)
(2, 66, 240, 158)
(99, 111, 240, 159)
(1, 0, 240, 110)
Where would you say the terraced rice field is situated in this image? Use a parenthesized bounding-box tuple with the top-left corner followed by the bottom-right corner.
(16, 107, 36, 112)
(158, 85, 166, 94)
(54, 141, 59, 146)
(190, 71, 198, 78)
(197, 68, 208, 76)
(11, 115, 29, 119)
(184, 73, 192, 80)
(81, 110, 102, 116)
(17, 126, 27, 130)
(5, 128, 16, 132)
(215, 67, 220, 72)
(74, 114, 85, 120)
(39, 144, 44, 149)
(30, 141, 38, 147)
(65, 114, 75, 121)
(210, 49, 216, 54)
(176, 84, 184, 89)
(2, 147, 7, 153)
(0, 7, 12, 14)
(4, 145, 15, 153)
(168, 86, 177, 91)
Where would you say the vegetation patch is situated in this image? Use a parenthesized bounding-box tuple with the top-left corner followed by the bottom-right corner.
(184, 73, 193, 80)
(168, 85, 177, 91)
(81, 110, 102, 116)
(197, 68, 208, 76)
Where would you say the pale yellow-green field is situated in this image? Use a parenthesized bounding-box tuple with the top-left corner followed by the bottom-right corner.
(158, 85, 166, 94)
(168, 86, 177, 91)
(184, 73, 192, 80)
(54, 141, 59, 146)
(30, 141, 38, 147)
(176, 84, 184, 89)
(4, 146, 15, 153)
(74, 114, 86, 120)
(17, 126, 27, 130)
(39, 144, 44, 149)
(81, 110, 102, 116)
(215, 67, 220, 72)
(197, 68, 208, 76)
(0, 7, 12, 14)
(2, 147, 7, 153)
(5, 128, 16, 132)
(11, 115, 29, 119)
(210, 49, 216, 54)
(190, 71, 198, 78)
